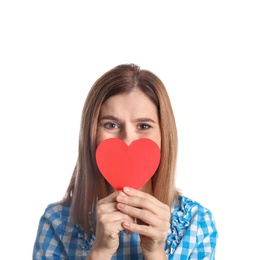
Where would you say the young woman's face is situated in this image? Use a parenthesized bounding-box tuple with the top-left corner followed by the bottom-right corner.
(97, 88, 161, 148)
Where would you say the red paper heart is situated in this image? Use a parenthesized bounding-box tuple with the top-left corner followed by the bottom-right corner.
(96, 138, 161, 190)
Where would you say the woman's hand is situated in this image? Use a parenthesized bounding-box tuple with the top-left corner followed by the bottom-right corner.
(116, 187, 170, 259)
(89, 191, 134, 260)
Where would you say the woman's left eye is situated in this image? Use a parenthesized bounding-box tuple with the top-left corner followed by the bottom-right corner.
(137, 124, 151, 130)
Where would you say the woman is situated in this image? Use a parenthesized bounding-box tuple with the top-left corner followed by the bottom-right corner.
(33, 64, 218, 259)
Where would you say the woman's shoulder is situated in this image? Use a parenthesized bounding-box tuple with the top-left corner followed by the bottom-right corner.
(34, 202, 94, 258)
(171, 195, 216, 230)
(173, 195, 213, 216)
(166, 195, 218, 256)
(38, 201, 73, 233)
(42, 201, 70, 219)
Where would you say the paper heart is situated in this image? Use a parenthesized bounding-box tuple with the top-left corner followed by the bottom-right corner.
(95, 138, 161, 190)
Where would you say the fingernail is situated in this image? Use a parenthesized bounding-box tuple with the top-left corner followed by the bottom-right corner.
(117, 195, 125, 201)
(124, 187, 131, 193)
(124, 222, 130, 227)
(118, 203, 125, 209)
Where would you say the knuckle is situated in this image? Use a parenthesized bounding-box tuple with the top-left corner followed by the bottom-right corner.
(98, 214, 106, 223)
(138, 224, 149, 233)
(160, 232, 167, 241)
(138, 209, 148, 219)
(165, 220, 170, 230)
(163, 203, 171, 212)
(137, 197, 148, 207)
(96, 206, 103, 215)
(162, 205, 171, 219)
(162, 219, 170, 234)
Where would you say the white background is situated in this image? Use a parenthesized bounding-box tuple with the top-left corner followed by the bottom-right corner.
(0, 1, 259, 259)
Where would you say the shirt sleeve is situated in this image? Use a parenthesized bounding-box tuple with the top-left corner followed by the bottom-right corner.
(33, 205, 68, 260)
(188, 209, 218, 260)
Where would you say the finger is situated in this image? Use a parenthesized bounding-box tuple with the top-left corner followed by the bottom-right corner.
(98, 211, 134, 223)
(97, 218, 125, 239)
(97, 191, 127, 215)
(122, 221, 158, 237)
(118, 188, 170, 216)
(117, 203, 158, 226)
(117, 194, 158, 216)
(97, 211, 135, 239)
(98, 190, 123, 204)
(122, 219, 170, 241)
(97, 202, 118, 215)
(106, 218, 135, 236)
(122, 187, 167, 209)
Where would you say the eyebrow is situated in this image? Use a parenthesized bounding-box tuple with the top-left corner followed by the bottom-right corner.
(133, 117, 157, 124)
(98, 115, 157, 123)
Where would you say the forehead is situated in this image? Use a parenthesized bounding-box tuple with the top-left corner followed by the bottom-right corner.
(100, 90, 158, 117)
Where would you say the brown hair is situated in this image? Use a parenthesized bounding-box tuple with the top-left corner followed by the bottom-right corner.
(62, 64, 179, 234)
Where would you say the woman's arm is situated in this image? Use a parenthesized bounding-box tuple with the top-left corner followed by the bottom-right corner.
(116, 187, 170, 260)
(86, 191, 135, 260)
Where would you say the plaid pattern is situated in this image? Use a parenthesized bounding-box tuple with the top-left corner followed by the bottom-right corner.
(33, 196, 217, 259)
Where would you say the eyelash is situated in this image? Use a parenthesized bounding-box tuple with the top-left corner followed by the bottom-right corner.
(137, 124, 151, 130)
(104, 122, 119, 129)
(103, 122, 151, 130)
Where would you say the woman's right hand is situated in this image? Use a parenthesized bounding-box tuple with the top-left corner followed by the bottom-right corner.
(87, 191, 133, 259)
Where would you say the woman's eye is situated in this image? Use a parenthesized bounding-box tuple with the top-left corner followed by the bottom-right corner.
(138, 124, 151, 130)
(104, 122, 119, 129)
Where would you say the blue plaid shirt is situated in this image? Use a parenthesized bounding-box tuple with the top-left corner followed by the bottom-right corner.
(33, 196, 218, 259)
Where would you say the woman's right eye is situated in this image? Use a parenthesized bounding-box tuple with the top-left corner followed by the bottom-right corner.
(104, 122, 119, 129)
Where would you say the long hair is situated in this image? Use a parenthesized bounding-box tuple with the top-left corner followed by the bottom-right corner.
(62, 64, 179, 234)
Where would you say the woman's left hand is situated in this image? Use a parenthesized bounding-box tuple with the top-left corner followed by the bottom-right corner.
(116, 187, 170, 259)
